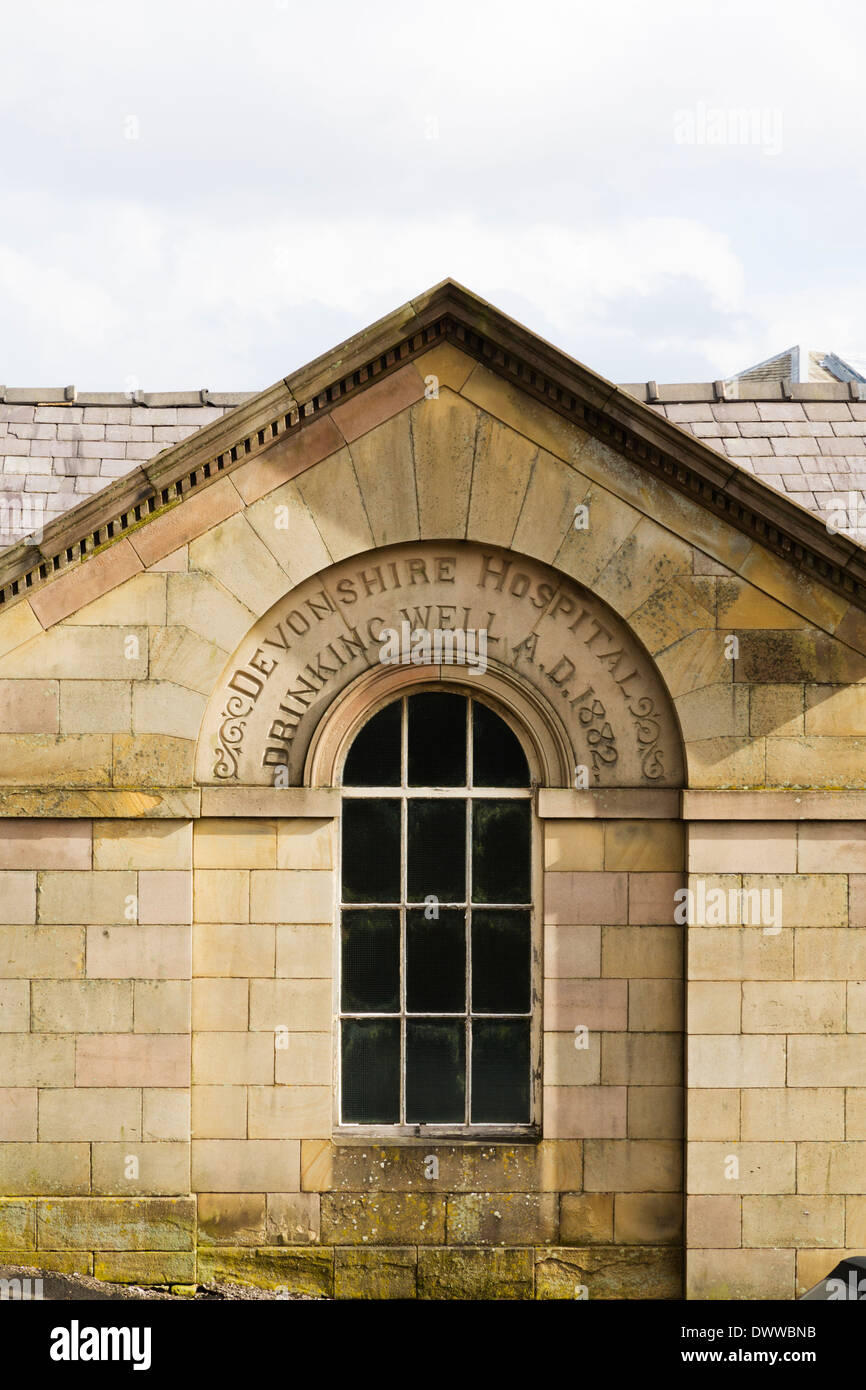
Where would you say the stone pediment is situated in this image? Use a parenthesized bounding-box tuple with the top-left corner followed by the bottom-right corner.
(0, 279, 865, 627)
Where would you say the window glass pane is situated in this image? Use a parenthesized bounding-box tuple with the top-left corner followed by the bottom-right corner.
(471, 1019, 530, 1123)
(406, 1020, 465, 1123)
(341, 798, 400, 903)
(472, 701, 529, 787)
(472, 909, 531, 1013)
(342, 700, 401, 786)
(408, 692, 466, 786)
(406, 909, 465, 1013)
(342, 1019, 400, 1123)
(472, 800, 531, 903)
(408, 799, 466, 903)
(341, 909, 400, 1013)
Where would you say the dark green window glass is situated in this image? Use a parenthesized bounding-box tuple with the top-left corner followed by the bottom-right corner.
(472, 701, 529, 787)
(471, 1019, 530, 1123)
(472, 909, 530, 1013)
(341, 798, 400, 903)
(472, 799, 531, 903)
(342, 1019, 400, 1123)
(407, 799, 466, 903)
(343, 700, 401, 786)
(341, 909, 400, 1013)
(406, 1020, 465, 1123)
(406, 909, 465, 1013)
(408, 692, 466, 786)
(341, 693, 533, 1128)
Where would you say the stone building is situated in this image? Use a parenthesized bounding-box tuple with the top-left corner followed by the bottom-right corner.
(0, 280, 863, 1300)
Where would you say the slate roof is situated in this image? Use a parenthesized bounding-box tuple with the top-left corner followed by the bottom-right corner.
(5, 382, 863, 549)
(623, 392, 866, 541)
(0, 287, 864, 582)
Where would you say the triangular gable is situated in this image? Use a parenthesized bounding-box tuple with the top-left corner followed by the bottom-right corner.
(0, 279, 864, 637)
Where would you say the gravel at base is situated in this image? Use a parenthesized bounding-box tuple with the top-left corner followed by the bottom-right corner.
(0, 1263, 327, 1301)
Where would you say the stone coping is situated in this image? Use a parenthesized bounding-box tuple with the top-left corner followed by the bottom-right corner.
(620, 380, 866, 404)
(0, 389, 253, 407)
(682, 789, 866, 820)
(1, 383, 861, 408)
(199, 787, 340, 818)
(542, 788, 866, 819)
(0, 785, 861, 819)
(536, 789, 680, 819)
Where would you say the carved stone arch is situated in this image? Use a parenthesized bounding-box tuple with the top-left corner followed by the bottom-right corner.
(195, 539, 685, 791)
(304, 661, 571, 789)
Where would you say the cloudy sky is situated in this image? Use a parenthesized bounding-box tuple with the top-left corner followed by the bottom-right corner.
(1, 0, 863, 390)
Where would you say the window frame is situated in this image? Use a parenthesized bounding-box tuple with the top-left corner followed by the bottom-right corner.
(332, 685, 542, 1142)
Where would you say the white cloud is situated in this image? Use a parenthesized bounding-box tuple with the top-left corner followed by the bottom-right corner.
(0, 205, 751, 385)
(0, 0, 862, 386)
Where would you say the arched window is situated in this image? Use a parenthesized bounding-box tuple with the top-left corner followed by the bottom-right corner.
(338, 690, 535, 1134)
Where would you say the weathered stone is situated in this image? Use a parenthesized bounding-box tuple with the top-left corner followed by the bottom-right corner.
(614, 1194, 682, 1245)
(447, 1193, 558, 1245)
(349, 412, 419, 548)
(687, 1248, 795, 1300)
(196, 1194, 266, 1247)
(112, 734, 194, 788)
(305, 1143, 582, 1194)
(37, 1197, 196, 1250)
(196, 1246, 333, 1296)
(0, 1250, 93, 1275)
(535, 1245, 681, 1300)
(559, 1194, 613, 1245)
(266, 1193, 321, 1246)
(94, 1251, 196, 1284)
(321, 1192, 445, 1245)
(0, 1200, 36, 1251)
(334, 1246, 417, 1300)
(417, 1246, 533, 1300)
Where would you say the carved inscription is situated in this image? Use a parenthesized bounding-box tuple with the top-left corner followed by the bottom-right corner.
(197, 542, 683, 787)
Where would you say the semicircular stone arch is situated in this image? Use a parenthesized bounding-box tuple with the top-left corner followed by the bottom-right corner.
(195, 539, 685, 789)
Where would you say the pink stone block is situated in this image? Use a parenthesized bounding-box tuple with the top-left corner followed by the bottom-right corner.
(0, 820, 91, 870)
(0, 872, 37, 924)
(0, 1087, 37, 1140)
(330, 364, 426, 444)
(0, 680, 59, 733)
(798, 824, 866, 873)
(30, 539, 143, 629)
(137, 871, 192, 925)
(628, 873, 682, 925)
(231, 415, 345, 506)
(543, 1085, 627, 1138)
(688, 822, 797, 873)
(543, 923, 601, 978)
(544, 872, 627, 925)
(76, 1034, 190, 1087)
(543, 978, 628, 1031)
(129, 477, 243, 568)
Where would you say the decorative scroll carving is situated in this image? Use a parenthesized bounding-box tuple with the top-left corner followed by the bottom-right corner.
(626, 695, 665, 782)
(213, 695, 252, 780)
